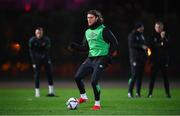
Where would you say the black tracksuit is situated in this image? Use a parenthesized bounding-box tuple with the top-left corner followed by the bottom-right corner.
(147, 32, 171, 97)
(29, 36, 53, 88)
(128, 30, 148, 96)
(70, 22, 119, 101)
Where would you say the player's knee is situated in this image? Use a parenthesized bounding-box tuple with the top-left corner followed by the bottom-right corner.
(74, 75, 81, 82)
(91, 80, 97, 87)
(34, 73, 39, 79)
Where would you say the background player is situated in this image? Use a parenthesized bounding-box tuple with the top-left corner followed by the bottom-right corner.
(128, 22, 148, 98)
(147, 21, 171, 98)
(29, 27, 55, 97)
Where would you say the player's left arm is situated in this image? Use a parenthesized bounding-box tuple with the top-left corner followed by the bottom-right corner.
(28, 38, 36, 68)
(103, 28, 119, 57)
(162, 32, 171, 64)
(45, 37, 51, 49)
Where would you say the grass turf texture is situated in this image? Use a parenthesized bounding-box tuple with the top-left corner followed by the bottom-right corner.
(0, 88, 180, 115)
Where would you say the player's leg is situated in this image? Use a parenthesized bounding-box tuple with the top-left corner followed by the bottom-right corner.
(33, 63, 41, 97)
(74, 59, 92, 103)
(45, 59, 55, 96)
(91, 60, 107, 110)
(161, 64, 171, 98)
(135, 63, 145, 97)
(128, 62, 137, 97)
(148, 63, 158, 97)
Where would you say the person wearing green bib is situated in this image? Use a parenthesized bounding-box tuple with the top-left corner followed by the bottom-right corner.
(68, 10, 119, 110)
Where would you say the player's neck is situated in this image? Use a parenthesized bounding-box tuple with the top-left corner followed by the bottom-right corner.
(89, 21, 102, 30)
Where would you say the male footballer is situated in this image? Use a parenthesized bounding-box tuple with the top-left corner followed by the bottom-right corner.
(69, 10, 119, 110)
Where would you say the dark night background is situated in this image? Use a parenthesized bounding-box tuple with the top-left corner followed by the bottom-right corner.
(0, 0, 179, 82)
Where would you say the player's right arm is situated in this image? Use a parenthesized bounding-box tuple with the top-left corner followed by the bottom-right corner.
(128, 33, 147, 51)
(29, 37, 36, 68)
(68, 36, 89, 52)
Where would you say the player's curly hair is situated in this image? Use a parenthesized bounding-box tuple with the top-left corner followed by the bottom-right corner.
(36, 27, 43, 31)
(87, 10, 104, 23)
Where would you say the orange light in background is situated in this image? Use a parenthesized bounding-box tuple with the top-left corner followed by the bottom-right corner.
(2, 62, 11, 71)
(14, 43, 21, 51)
(15, 62, 30, 71)
(10, 42, 21, 53)
(147, 48, 151, 56)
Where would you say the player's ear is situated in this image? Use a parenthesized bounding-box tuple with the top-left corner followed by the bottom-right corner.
(95, 17, 98, 22)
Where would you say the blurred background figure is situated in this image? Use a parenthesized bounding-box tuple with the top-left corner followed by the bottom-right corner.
(128, 22, 148, 98)
(147, 21, 171, 98)
(29, 27, 55, 97)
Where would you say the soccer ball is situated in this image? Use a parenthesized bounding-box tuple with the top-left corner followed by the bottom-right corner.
(66, 97, 78, 110)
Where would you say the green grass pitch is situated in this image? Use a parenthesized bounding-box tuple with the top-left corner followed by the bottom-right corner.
(0, 87, 180, 115)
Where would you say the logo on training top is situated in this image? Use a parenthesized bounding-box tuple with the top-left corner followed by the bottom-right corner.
(88, 32, 98, 39)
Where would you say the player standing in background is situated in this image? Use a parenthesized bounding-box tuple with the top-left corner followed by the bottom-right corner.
(68, 10, 119, 110)
(29, 27, 55, 97)
(128, 22, 148, 98)
(147, 21, 171, 98)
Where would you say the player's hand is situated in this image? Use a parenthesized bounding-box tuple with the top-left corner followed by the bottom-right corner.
(32, 64, 36, 68)
(111, 51, 118, 57)
(142, 45, 148, 50)
(42, 42, 46, 46)
(67, 45, 74, 52)
(160, 31, 166, 38)
(67, 42, 79, 52)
